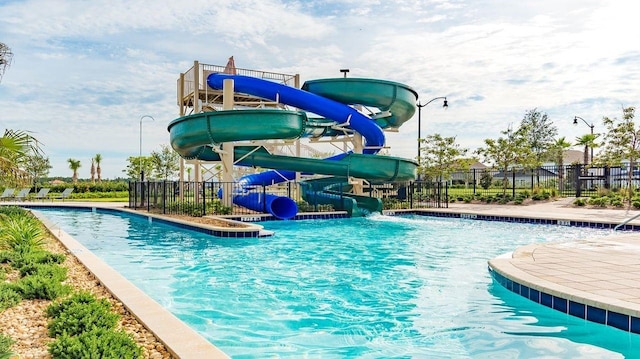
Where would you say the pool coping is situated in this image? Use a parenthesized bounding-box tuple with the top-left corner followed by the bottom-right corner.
(383, 207, 640, 335)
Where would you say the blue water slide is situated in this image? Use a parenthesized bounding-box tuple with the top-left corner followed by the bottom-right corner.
(207, 74, 383, 219)
(207, 74, 384, 154)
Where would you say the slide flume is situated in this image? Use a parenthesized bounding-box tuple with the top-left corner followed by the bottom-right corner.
(168, 74, 418, 219)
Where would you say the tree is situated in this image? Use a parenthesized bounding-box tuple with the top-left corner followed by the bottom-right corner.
(94, 154, 103, 182)
(520, 109, 558, 165)
(67, 158, 81, 183)
(0, 42, 12, 83)
(519, 108, 558, 185)
(575, 133, 599, 171)
(123, 156, 154, 180)
(475, 125, 530, 194)
(151, 144, 180, 180)
(599, 106, 639, 201)
(550, 137, 572, 191)
(0, 129, 43, 187)
(419, 134, 468, 181)
(90, 158, 96, 183)
(21, 153, 51, 189)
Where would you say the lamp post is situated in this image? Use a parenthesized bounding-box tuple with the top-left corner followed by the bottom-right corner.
(573, 115, 595, 164)
(139, 115, 155, 181)
(416, 97, 448, 179)
(340, 68, 349, 78)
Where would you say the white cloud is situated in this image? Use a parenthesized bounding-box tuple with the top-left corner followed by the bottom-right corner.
(1, 0, 639, 178)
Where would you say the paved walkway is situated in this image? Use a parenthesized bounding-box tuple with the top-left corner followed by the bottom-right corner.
(459, 198, 640, 332)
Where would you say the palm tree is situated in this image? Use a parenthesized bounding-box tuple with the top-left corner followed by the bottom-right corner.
(0, 42, 13, 83)
(575, 133, 599, 171)
(94, 154, 102, 182)
(551, 137, 572, 192)
(67, 158, 81, 183)
(0, 129, 42, 187)
(90, 158, 96, 183)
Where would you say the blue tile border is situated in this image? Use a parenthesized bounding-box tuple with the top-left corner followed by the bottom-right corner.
(489, 267, 640, 335)
(17, 205, 266, 238)
(225, 212, 349, 222)
(387, 210, 640, 231)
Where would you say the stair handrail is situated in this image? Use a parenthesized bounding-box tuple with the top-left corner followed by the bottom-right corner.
(614, 212, 640, 231)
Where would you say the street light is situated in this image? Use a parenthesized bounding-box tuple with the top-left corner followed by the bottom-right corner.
(573, 115, 595, 164)
(416, 97, 448, 179)
(340, 69, 349, 78)
(139, 115, 155, 181)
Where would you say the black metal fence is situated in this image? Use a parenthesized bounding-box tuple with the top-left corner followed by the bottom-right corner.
(128, 164, 640, 217)
(447, 164, 635, 199)
(129, 179, 448, 217)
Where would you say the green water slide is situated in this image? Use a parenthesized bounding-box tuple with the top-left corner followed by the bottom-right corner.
(169, 110, 414, 181)
(168, 75, 418, 217)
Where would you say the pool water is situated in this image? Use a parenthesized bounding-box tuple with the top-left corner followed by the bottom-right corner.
(34, 209, 640, 358)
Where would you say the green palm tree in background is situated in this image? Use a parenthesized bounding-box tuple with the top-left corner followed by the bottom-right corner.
(67, 158, 81, 183)
(552, 137, 573, 191)
(90, 158, 96, 183)
(94, 154, 102, 182)
(575, 133, 599, 168)
(0, 129, 42, 187)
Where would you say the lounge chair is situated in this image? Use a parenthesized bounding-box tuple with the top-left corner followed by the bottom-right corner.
(32, 188, 51, 201)
(13, 188, 31, 201)
(0, 188, 15, 201)
(50, 188, 74, 201)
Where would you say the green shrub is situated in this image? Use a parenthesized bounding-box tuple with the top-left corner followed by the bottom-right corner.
(48, 328, 142, 359)
(0, 251, 13, 264)
(13, 251, 66, 276)
(0, 283, 22, 311)
(574, 198, 586, 206)
(47, 294, 119, 337)
(0, 214, 46, 253)
(0, 332, 15, 359)
(588, 197, 609, 207)
(14, 273, 70, 300)
(46, 292, 100, 318)
(610, 198, 624, 208)
(0, 206, 25, 217)
(19, 263, 67, 280)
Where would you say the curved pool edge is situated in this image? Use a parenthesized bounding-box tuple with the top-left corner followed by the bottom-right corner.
(28, 205, 231, 359)
(488, 233, 640, 334)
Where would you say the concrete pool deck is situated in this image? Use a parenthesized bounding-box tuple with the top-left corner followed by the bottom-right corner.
(9, 198, 640, 353)
(437, 198, 640, 333)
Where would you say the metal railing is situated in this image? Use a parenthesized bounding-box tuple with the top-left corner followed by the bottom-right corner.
(129, 180, 449, 217)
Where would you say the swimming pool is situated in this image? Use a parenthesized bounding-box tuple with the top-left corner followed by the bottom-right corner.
(33, 208, 640, 358)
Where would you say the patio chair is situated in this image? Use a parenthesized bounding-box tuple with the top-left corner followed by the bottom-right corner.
(32, 188, 51, 201)
(0, 188, 15, 201)
(13, 188, 31, 201)
(50, 188, 74, 201)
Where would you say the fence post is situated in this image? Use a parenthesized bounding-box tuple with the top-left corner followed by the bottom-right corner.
(162, 181, 166, 214)
(473, 169, 476, 195)
(409, 181, 414, 209)
(512, 171, 516, 198)
(201, 182, 205, 216)
(575, 164, 582, 197)
(445, 182, 449, 208)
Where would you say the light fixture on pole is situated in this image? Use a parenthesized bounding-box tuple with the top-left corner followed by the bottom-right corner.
(139, 115, 155, 181)
(416, 97, 448, 180)
(573, 115, 595, 164)
(340, 69, 350, 78)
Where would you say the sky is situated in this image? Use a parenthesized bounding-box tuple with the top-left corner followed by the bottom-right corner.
(1, 0, 639, 179)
